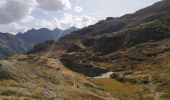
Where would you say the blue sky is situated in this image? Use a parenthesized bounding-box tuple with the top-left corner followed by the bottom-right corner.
(0, 0, 160, 34)
(72, 0, 160, 18)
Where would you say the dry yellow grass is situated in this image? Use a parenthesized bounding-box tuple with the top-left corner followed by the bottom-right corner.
(90, 78, 140, 100)
(0, 55, 113, 100)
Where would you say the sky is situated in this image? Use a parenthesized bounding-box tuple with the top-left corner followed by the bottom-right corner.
(0, 0, 160, 34)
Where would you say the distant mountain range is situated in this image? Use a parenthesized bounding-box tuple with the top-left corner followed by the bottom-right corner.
(0, 27, 77, 57)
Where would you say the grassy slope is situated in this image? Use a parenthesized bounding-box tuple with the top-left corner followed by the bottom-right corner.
(89, 43, 170, 100)
(0, 55, 112, 100)
(90, 78, 139, 100)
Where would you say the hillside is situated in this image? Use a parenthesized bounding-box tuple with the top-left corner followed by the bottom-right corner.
(0, 55, 113, 99)
(30, 0, 170, 56)
(27, 0, 170, 99)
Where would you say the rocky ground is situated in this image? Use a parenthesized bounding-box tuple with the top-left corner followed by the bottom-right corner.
(0, 55, 113, 100)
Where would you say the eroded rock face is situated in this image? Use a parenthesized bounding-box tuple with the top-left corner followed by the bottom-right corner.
(93, 35, 123, 53)
(60, 52, 109, 77)
(82, 38, 95, 47)
(66, 43, 83, 53)
(93, 24, 170, 54)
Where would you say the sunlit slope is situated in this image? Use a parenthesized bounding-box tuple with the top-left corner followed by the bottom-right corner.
(0, 55, 112, 100)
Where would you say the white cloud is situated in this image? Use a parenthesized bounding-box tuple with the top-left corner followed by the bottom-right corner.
(0, 0, 7, 7)
(0, 0, 95, 34)
(36, 0, 71, 12)
(35, 19, 56, 30)
(74, 6, 83, 13)
(0, 22, 28, 34)
(35, 13, 95, 30)
(0, 0, 74, 34)
(0, 0, 37, 24)
(21, 15, 34, 23)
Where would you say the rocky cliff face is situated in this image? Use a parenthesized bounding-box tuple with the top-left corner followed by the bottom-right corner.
(93, 18, 170, 54)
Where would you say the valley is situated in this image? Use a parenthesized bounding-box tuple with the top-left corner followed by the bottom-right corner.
(0, 0, 170, 100)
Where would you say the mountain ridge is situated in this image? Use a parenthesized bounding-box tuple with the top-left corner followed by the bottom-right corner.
(0, 27, 78, 57)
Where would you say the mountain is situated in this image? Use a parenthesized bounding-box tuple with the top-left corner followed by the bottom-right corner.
(0, 27, 78, 57)
(55, 27, 78, 39)
(16, 28, 55, 47)
(63, 0, 170, 37)
(17, 27, 78, 47)
(0, 33, 29, 57)
(27, 0, 170, 99)
(30, 0, 170, 58)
